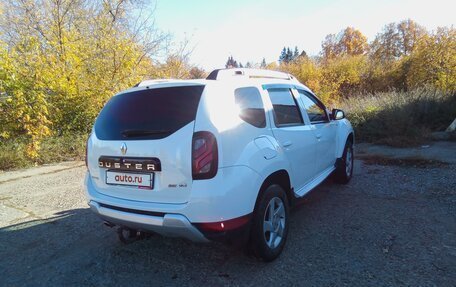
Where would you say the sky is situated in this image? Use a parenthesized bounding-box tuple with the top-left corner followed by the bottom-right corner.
(153, 0, 455, 71)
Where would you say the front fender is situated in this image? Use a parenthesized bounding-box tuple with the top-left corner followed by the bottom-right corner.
(335, 119, 354, 158)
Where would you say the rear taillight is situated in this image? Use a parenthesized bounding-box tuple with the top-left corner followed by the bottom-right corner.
(192, 131, 218, 180)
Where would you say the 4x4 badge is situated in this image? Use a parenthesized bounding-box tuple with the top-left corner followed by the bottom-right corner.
(120, 143, 127, 155)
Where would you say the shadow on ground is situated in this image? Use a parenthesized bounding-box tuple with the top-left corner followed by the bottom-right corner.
(1, 166, 455, 287)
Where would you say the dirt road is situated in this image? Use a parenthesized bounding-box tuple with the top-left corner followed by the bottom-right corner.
(0, 144, 455, 286)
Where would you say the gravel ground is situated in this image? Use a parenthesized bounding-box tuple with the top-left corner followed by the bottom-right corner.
(0, 151, 455, 286)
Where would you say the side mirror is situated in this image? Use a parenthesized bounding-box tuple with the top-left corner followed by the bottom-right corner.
(332, 109, 345, 120)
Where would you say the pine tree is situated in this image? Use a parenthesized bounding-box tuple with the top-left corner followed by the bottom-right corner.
(293, 46, 300, 61)
(260, 58, 267, 68)
(225, 56, 239, 68)
(286, 47, 292, 62)
(279, 47, 287, 63)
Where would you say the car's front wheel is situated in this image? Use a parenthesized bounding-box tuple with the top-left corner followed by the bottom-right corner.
(249, 184, 289, 261)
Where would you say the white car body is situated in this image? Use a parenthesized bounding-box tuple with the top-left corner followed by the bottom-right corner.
(85, 68, 354, 253)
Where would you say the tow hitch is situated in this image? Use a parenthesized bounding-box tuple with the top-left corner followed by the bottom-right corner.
(117, 227, 147, 244)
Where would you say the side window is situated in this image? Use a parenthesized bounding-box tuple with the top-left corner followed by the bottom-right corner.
(267, 88, 304, 127)
(298, 90, 329, 123)
(234, 87, 266, 128)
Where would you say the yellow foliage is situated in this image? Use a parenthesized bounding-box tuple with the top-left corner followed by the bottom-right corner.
(0, 0, 195, 159)
(407, 27, 456, 92)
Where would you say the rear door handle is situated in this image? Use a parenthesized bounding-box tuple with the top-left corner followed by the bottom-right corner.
(283, 141, 293, 147)
(315, 134, 322, 139)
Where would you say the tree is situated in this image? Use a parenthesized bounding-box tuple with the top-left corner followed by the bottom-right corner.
(279, 56, 322, 100)
(279, 47, 287, 63)
(407, 27, 456, 92)
(260, 58, 267, 68)
(0, 0, 172, 158)
(286, 47, 293, 62)
(321, 55, 368, 100)
(189, 67, 206, 79)
(322, 27, 368, 59)
(280, 46, 300, 63)
(370, 20, 427, 62)
(397, 19, 427, 56)
(322, 34, 338, 59)
(338, 27, 368, 56)
(293, 46, 300, 60)
(225, 56, 239, 68)
(0, 41, 51, 158)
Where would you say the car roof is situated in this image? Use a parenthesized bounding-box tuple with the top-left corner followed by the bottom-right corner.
(118, 69, 312, 96)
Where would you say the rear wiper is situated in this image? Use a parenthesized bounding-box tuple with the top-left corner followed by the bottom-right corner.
(121, 129, 171, 138)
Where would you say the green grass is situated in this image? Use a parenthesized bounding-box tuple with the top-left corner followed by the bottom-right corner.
(340, 88, 456, 147)
(0, 133, 87, 171)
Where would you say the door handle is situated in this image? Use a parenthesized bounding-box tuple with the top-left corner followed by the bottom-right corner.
(283, 141, 293, 147)
(315, 134, 322, 139)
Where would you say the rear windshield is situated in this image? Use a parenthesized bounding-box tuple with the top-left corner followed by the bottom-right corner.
(95, 85, 205, 140)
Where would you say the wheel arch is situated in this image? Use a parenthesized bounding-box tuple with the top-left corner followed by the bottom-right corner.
(254, 170, 293, 211)
(336, 129, 355, 158)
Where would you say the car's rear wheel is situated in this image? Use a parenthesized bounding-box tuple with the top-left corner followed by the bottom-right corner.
(249, 184, 289, 261)
(334, 139, 354, 184)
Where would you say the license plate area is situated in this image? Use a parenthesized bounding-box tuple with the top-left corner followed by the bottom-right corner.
(106, 170, 154, 189)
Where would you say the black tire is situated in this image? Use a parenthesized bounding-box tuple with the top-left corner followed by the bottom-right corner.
(334, 139, 354, 184)
(249, 184, 289, 262)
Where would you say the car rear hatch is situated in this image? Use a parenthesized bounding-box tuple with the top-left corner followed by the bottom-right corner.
(88, 84, 205, 204)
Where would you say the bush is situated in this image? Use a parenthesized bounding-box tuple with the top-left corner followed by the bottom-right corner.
(340, 88, 456, 146)
(0, 133, 87, 171)
(0, 139, 30, 170)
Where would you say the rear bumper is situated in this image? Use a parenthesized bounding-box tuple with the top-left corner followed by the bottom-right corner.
(85, 165, 260, 243)
(88, 201, 209, 242)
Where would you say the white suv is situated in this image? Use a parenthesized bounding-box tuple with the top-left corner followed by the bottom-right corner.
(85, 68, 354, 261)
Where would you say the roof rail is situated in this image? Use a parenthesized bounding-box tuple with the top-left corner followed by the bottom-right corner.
(206, 68, 297, 82)
(134, 79, 175, 87)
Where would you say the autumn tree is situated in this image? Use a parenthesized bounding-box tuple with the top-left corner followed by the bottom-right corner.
(407, 27, 456, 91)
(370, 19, 427, 62)
(189, 67, 206, 79)
(397, 19, 427, 56)
(322, 27, 368, 59)
(0, 0, 172, 158)
(279, 56, 322, 100)
(367, 19, 429, 91)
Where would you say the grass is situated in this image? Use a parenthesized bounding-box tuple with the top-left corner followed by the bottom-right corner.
(0, 133, 87, 171)
(340, 87, 456, 147)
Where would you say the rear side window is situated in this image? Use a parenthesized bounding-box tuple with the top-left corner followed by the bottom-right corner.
(234, 87, 266, 128)
(95, 85, 205, 140)
(268, 88, 304, 127)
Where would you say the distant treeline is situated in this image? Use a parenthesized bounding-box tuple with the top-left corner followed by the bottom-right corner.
(228, 19, 455, 104)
